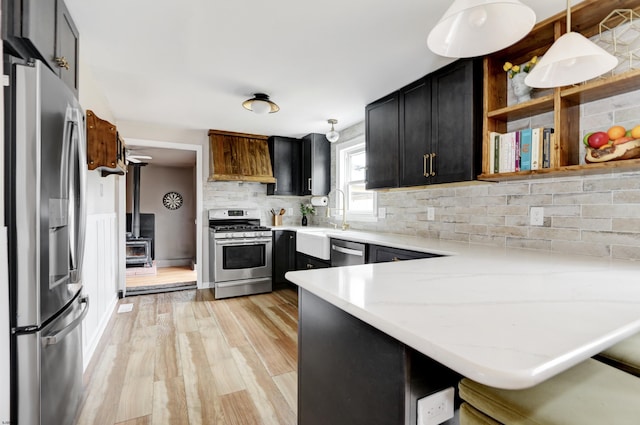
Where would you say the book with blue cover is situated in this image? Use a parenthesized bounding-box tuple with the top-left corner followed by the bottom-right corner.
(520, 128, 532, 171)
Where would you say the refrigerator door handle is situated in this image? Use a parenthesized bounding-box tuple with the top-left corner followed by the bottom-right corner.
(42, 296, 89, 347)
(68, 108, 87, 283)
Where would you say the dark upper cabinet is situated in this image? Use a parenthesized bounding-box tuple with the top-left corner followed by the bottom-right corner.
(430, 59, 482, 184)
(365, 92, 400, 190)
(55, 1, 80, 96)
(400, 77, 432, 187)
(273, 230, 297, 287)
(267, 136, 301, 196)
(365, 58, 482, 190)
(2, 0, 79, 96)
(301, 133, 330, 196)
(268, 134, 330, 196)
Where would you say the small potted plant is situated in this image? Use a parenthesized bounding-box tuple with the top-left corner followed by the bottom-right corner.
(300, 203, 315, 226)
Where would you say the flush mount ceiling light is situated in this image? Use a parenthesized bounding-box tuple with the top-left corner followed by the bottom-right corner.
(326, 119, 339, 143)
(242, 93, 280, 114)
(427, 0, 536, 58)
(525, 0, 618, 88)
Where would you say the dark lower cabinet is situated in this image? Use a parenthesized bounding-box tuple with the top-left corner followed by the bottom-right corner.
(299, 289, 462, 425)
(296, 253, 330, 270)
(367, 244, 441, 263)
(272, 230, 296, 288)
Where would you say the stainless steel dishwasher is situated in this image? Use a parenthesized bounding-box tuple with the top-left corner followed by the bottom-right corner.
(330, 238, 366, 267)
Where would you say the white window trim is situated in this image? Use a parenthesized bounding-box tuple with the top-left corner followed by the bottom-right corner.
(336, 136, 378, 222)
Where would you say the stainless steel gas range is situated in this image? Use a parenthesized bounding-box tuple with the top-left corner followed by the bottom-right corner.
(208, 209, 273, 299)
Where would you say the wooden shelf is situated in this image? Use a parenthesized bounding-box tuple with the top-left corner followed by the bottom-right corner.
(561, 68, 640, 104)
(487, 94, 554, 121)
(478, 158, 640, 182)
(481, 0, 640, 177)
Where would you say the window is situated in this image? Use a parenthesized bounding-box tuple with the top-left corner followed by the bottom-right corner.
(336, 137, 377, 221)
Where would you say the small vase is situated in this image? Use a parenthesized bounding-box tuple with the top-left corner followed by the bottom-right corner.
(511, 72, 532, 103)
(301, 215, 308, 226)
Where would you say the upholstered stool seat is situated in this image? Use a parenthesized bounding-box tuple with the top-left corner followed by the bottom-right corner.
(597, 332, 640, 376)
(459, 359, 640, 425)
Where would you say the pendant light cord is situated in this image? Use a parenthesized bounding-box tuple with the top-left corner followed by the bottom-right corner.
(566, 0, 571, 33)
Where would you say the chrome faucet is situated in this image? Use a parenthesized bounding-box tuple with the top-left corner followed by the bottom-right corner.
(326, 189, 349, 231)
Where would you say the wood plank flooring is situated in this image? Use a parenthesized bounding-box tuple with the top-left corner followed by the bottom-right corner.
(75, 288, 298, 425)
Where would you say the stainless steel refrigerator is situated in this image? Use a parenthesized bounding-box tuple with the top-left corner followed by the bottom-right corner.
(4, 57, 88, 425)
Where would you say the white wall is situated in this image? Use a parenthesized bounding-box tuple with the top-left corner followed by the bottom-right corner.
(77, 53, 121, 369)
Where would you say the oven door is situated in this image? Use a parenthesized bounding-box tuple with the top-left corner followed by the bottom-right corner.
(214, 237, 273, 283)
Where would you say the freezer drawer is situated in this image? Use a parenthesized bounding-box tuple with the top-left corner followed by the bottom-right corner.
(16, 293, 89, 425)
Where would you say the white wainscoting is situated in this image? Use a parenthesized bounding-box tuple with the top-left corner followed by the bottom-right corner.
(82, 213, 119, 370)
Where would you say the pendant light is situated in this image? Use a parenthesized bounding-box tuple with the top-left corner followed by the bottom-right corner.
(524, 0, 618, 88)
(242, 93, 280, 114)
(326, 119, 339, 143)
(427, 0, 536, 58)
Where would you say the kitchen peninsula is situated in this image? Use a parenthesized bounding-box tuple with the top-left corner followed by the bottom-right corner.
(285, 232, 640, 424)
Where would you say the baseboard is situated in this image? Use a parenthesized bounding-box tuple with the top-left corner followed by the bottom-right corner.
(156, 258, 194, 268)
(83, 294, 119, 372)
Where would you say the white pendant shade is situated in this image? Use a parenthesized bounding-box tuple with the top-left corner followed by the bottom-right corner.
(427, 0, 535, 58)
(524, 32, 618, 88)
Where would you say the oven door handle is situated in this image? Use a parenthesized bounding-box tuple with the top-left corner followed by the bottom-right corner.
(215, 238, 272, 246)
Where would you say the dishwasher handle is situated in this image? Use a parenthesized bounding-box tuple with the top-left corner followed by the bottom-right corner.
(331, 244, 364, 257)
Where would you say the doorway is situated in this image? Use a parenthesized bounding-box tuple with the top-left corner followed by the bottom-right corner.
(119, 139, 203, 296)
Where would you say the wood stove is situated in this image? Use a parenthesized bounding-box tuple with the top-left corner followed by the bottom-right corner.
(126, 238, 153, 267)
(126, 163, 153, 268)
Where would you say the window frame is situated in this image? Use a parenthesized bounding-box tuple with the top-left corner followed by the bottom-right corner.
(335, 136, 378, 222)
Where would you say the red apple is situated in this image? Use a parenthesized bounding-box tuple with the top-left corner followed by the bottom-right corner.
(587, 132, 610, 148)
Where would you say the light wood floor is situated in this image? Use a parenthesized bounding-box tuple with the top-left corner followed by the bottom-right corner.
(75, 287, 298, 425)
(126, 266, 197, 288)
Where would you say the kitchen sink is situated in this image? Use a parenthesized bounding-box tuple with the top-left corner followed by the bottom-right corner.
(296, 228, 331, 260)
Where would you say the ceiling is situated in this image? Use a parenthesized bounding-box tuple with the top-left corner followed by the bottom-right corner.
(66, 0, 580, 141)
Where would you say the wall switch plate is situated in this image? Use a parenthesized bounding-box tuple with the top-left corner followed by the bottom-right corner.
(427, 207, 435, 221)
(287, 208, 293, 215)
(417, 387, 455, 425)
(530, 207, 544, 226)
(378, 207, 386, 219)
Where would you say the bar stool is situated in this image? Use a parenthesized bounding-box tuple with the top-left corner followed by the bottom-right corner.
(459, 358, 640, 425)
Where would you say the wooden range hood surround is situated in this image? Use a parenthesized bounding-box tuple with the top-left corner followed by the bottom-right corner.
(208, 129, 276, 183)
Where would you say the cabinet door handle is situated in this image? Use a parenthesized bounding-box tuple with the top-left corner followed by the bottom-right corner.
(55, 56, 70, 70)
(423, 154, 430, 177)
(274, 179, 278, 192)
(430, 153, 436, 176)
(308, 178, 312, 191)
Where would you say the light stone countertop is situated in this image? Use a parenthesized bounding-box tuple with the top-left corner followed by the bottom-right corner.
(284, 228, 640, 390)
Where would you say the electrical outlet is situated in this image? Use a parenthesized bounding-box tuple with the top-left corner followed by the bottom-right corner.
(530, 207, 544, 226)
(417, 387, 455, 425)
(287, 208, 293, 215)
(378, 207, 386, 219)
(427, 207, 435, 221)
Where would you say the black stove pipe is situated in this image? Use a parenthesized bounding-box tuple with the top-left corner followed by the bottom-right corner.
(131, 163, 146, 239)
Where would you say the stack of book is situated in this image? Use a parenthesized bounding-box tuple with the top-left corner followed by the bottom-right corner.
(488, 128, 555, 174)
